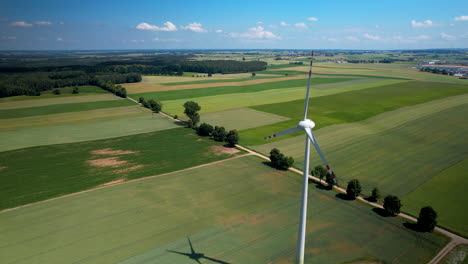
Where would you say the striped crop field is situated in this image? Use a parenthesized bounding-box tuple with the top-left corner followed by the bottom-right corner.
(0, 155, 448, 264)
(251, 94, 468, 235)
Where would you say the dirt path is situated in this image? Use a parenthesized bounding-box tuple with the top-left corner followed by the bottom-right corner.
(235, 144, 468, 264)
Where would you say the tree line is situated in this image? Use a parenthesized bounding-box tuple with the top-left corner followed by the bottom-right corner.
(0, 71, 140, 98)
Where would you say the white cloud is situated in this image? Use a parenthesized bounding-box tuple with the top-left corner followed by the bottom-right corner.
(440, 32, 456, 40)
(229, 26, 281, 40)
(268, 25, 277, 29)
(375, 25, 380, 28)
(363, 33, 381, 40)
(414, 35, 430, 40)
(215, 29, 223, 33)
(307, 17, 318, 21)
(10, 21, 33, 27)
(280, 21, 289, 26)
(180, 22, 207, 33)
(1, 36, 16, 40)
(346, 36, 360, 42)
(411, 19, 433, 28)
(327, 38, 338, 42)
(454, 15, 468, 21)
(136, 21, 177, 32)
(35, 21, 52, 26)
(153, 37, 183, 42)
(294, 22, 308, 29)
(56, 37, 63, 41)
(257, 21, 263, 24)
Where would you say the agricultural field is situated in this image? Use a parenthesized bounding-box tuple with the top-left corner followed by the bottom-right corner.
(0, 156, 448, 264)
(241, 80, 467, 145)
(158, 78, 407, 118)
(251, 94, 468, 236)
(0, 127, 239, 210)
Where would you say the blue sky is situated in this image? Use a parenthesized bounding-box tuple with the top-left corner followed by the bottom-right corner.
(0, 0, 467, 50)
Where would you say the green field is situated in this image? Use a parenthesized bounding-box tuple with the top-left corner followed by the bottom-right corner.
(0, 99, 135, 119)
(0, 107, 180, 152)
(130, 77, 350, 102)
(0, 128, 238, 210)
(240, 80, 468, 145)
(200, 108, 290, 130)
(403, 159, 468, 237)
(160, 76, 278, 86)
(251, 95, 468, 235)
(160, 79, 407, 117)
(0, 94, 120, 110)
(40, 85, 106, 94)
(0, 156, 448, 263)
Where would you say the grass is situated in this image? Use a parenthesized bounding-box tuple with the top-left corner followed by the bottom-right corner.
(0, 94, 120, 110)
(251, 96, 468, 235)
(403, 159, 468, 237)
(0, 155, 448, 263)
(200, 108, 290, 130)
(240, 81, 468, 145)
(0, 128, 238, 210)
(439, 244, 468, 264)
(0, 107, 180, 152)
(160, 79, 405, 117)
(130, 77, 351, 102)
(0, 99, 135, 119)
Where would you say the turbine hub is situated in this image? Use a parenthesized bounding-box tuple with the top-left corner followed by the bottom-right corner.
(299, 119, 315, 129)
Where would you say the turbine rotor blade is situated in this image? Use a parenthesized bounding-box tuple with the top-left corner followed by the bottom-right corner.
(304, 128, 337, 184)
(303, 51, 314, 120)
(264, 126, 303, 139)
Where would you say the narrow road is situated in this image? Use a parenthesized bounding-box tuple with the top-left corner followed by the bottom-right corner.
(127, 95, 468, 264)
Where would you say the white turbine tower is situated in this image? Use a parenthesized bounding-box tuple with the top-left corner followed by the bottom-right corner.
(264, 51, 337, 264)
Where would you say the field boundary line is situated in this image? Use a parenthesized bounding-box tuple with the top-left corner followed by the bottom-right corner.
(0, 153, 251, 214)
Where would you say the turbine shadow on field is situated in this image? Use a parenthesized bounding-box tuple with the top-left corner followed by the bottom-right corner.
(167, 237, 231, 264)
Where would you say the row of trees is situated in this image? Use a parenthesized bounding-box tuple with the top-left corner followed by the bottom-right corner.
(419, 67, 454, 75)
(269, 148, 294, 170)
(138, 97, 162, 112)
(343, 178, 437, 232)
(97, 82, 127, 98)
(0, 71, 140, 98)
(182, 101, 240, 146)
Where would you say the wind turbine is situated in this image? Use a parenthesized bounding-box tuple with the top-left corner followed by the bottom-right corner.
(264, 51, 337, 264)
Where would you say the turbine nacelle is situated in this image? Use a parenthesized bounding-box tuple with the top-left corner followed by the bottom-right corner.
(298, 119, 315, 129)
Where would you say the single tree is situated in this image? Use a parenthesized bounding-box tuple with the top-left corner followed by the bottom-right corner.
(212, 126, 227, 142)
(183, 101, 201, 127)
(53, 89, 61, 95)
(225, 130, 239, 146)
(383, 195, 402, 216)
(252, 72, 256, 77)
(369, 187, 381, 202)
(198, 123, 214, 136)
(346, 179, 361, 199)
(242, 57, 246, 61)
(173, 115, 178, 119)
(311, 165, 328, 184)
(72, 87, 79, 94)
(152, 101, 162, 113)
(269, 148, 294, 170)
(208, 73, 212, 77)
(138, 97, 145, 103)
(418, 206, 437, 232)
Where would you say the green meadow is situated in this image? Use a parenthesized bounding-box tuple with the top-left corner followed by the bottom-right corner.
(0, 156, 448, 264)
(0, 128, 237, 210)
(240, 81, 468, 145)
(251, 95, 468, 236)
(160, 79, 406, 117)
(130, 77, 350, 102)
(0, 99, 135, 119)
